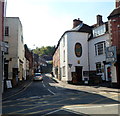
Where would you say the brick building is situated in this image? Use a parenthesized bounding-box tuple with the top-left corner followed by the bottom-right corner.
(108, 0, 120, 88)
(0, 0, 7, 92)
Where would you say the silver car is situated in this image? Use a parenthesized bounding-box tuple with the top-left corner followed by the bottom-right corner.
(33, 73, 43, 81)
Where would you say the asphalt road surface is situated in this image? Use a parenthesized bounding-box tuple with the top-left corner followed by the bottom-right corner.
(2, 74, 120, 116)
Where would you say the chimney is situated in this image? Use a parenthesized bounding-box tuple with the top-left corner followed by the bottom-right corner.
(97, 15, 103, 26)
(73, 18, 82, 28)
(116, 0, 120, 8)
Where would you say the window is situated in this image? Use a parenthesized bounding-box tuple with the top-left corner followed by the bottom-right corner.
(63, 66, 65, 77)
(75, 43, 82, 57)
(4, 42, 9, 54)
(96, 62, 102, 73)
(95, 42, 106, 56)
(63, 50, 65, 62)
(93, 25, 106, 37)
(5, 26, 9, 36)
(21, 35, 23, 43)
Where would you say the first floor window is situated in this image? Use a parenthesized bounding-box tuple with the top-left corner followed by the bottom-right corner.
(95, 42, 106, 56)
(5, 26, 9, 36)
(63, 66, 65, 77)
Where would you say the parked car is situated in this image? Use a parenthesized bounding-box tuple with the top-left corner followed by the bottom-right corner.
(33, 73, 43, 81)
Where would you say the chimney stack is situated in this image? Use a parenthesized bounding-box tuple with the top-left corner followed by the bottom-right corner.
(116, 0, 120, 8)
(97, 15, 103, 26)
(73, 18, 82, 28)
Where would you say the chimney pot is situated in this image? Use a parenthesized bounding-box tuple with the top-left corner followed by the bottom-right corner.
(73, 18, 82, 28)
(97, 15, 103, 26)
(116, 0, 120, 8)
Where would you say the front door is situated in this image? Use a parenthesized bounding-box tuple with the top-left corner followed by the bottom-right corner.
(76, 66, 82, 83)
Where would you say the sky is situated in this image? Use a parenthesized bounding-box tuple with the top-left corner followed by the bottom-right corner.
(6, 0, 115, 49)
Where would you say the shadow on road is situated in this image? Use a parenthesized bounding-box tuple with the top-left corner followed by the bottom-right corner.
(2, 75, 120, 116)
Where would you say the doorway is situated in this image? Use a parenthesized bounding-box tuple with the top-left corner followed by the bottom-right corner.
(75, 66, 82, 83)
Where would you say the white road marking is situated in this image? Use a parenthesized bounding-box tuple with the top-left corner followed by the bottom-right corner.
(47, 89, 56, 95)
(42, 79, 56, 95)
(42, 81, 46, 88)
(63, 104, 119, 109)
(42, 109, 62, 116)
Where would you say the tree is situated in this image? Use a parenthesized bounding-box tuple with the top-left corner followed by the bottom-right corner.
(33, 46, 55, 56)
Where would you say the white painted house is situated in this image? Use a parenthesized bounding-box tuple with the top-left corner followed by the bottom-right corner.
(89, 15, 111, 83)
(53, 19, 92, 84)
(53, 16, 112, 85)
(4, 17, 25, 86)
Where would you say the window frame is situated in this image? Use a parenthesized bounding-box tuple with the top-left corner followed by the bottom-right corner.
(95, 41, 106, 56)
(5, 26, 9, 36)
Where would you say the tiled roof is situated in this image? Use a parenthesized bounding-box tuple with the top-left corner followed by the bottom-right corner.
(108, 7, 120, 19)
(78, 24, 92, 34)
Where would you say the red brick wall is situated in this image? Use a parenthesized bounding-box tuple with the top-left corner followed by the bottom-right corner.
(116, 0, 120, 8)
(53, 48, 60, 68)
(110, 16, 120, 54)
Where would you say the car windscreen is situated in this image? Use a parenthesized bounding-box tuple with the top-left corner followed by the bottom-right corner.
(35, 73, 41, 76)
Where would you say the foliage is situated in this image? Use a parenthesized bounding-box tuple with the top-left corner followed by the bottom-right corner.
(33, 46, 55, 56)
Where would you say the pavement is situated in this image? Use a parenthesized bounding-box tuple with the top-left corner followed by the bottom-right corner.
(2, 74, 120, 101)
(46, 74, 120, 95)
(2, 76, 33, 101)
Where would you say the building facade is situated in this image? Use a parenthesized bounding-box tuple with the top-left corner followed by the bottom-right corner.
(0, 0, 7, 92)
(24, 44, 33, 78)
(53, 46, 60, 80)
(89, 15, 111, 84)
(4, 17, 25, 87)
(108, 0, 120, 88)
(53, 19, 92, 84)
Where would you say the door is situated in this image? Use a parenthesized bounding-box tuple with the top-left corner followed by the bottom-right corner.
(76, 66, 82, 82)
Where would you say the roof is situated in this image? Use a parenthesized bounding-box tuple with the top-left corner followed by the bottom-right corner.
(53, 23, 92, 55)
(108, 7, 120, 19)
(78, 24, 92, 34)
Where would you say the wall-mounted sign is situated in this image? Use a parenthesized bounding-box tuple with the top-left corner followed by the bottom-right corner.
(75, 43, 82, 57)
(106, 46, 117, 63)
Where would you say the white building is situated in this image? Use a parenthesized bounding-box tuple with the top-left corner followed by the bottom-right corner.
(4, 17, 25, 87)
(54, 19, 92, 84)
(89, 15, 111, 83)
(53, 16, 112, 85)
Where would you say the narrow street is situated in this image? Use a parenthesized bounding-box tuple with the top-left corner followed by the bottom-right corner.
(2, 74, 120, 115)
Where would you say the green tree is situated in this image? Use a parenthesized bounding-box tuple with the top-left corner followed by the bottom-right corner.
(33, 46, 55, 56)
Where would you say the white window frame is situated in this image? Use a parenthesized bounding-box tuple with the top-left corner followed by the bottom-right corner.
(95, 41, 106, 56)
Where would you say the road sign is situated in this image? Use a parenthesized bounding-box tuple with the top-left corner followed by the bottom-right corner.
(106, 46, 117, 63)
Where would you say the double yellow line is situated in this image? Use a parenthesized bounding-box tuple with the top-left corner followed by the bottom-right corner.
(2, 81, 33, 101)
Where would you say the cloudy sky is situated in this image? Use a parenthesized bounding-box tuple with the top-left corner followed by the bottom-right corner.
(6, 0, 115, 49)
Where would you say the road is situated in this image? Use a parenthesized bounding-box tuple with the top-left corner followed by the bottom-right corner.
(2, 74, 120, 115)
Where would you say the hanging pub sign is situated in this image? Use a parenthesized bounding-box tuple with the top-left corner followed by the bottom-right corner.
(75, 43, 82, 57)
